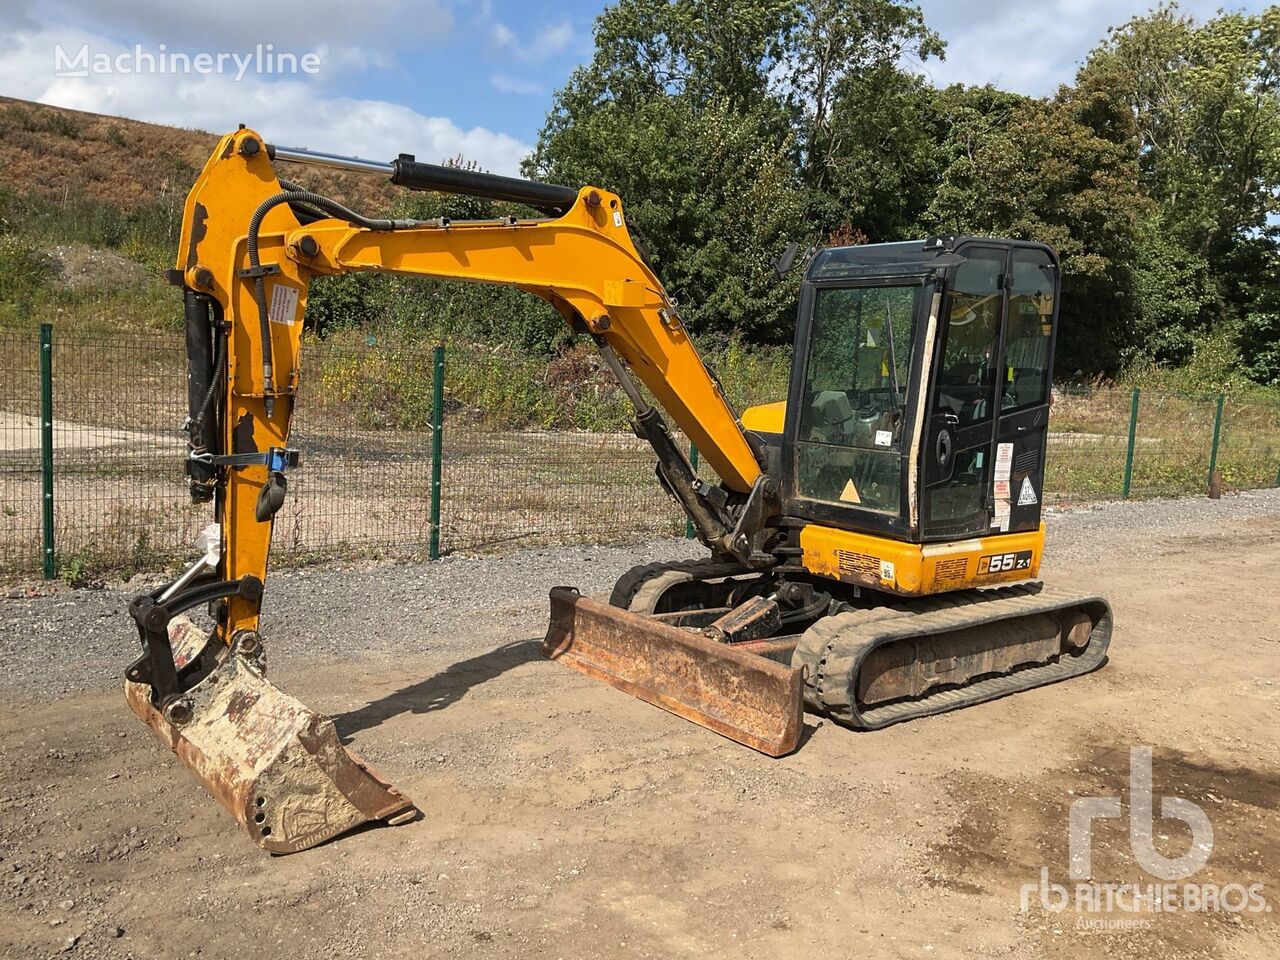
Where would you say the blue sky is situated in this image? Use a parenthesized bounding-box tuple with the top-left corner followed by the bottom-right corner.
(0, 1, 1269, 174)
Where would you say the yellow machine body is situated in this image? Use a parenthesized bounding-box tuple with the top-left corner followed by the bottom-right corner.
(124, 129, 1111, 854)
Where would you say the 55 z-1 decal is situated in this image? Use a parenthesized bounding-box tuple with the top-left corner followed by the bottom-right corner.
(977, 550, 1033, 574)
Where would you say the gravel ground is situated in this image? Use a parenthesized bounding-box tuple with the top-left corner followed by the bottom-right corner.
(0, 488, 1277, 960)
(2, 488, 1279, 700)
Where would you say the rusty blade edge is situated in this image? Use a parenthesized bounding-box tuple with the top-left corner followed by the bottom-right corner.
(544, 587, 804, 757)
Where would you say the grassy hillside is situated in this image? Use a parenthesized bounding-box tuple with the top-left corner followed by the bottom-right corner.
(0, 97, 396, 212)
(0, 96, 1275, 433)
(0, 97, 402, 336)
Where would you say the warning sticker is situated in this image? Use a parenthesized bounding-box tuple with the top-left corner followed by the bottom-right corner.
(874, 429, 893, 447)
(993, 498, 1011, 532)
(268, 283, 301, 326)
(1018, 476, 1038, 506)
(994, 442, 1013, 482)
(993, 479, 1010, 499)
(839, 479, 861, 504)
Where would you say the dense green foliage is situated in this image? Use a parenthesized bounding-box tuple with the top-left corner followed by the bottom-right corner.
(1, 1, 1275, 393)
(527, 1, 1280, 384)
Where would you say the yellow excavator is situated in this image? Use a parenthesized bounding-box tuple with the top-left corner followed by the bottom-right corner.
(126, 127, 1111, 854)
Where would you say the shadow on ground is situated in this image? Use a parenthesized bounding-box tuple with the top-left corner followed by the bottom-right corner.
(334, 638, 543, 741)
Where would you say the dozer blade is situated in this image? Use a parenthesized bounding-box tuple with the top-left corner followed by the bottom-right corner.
(543, 587, 804, 756)
(125, 617, 416, 854)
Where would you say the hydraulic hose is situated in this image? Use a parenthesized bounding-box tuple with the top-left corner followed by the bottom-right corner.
(194, 331, 226, 432)
(245, 189, 423, 415)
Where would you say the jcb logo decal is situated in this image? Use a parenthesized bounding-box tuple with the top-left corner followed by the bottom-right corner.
(978, 550, 1032, 574)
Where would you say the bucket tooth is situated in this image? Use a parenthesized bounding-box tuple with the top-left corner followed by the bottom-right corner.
(126, 618, 416, 854)
(543, 587, 804, 757)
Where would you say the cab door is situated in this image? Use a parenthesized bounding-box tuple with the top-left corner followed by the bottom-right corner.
(920, 246, 1007, 539)
(993, 247, 1058, 533)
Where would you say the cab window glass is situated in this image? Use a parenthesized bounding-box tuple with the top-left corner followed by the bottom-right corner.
(1004, 249, 1055, 412)
(796, 284, 919, 514)
(936, 251, 1003, 426)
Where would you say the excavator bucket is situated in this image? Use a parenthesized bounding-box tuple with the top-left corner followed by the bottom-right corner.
(125, 617, 416, 854)
(543, 587, 805, 756)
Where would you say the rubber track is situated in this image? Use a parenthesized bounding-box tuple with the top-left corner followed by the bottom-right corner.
(793, 584, 1112, 729)
(608, 558, 749, 611)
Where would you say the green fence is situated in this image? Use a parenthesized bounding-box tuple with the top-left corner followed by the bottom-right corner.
(2, 327, 1279, 581)
(1046, 384, 1280, 501)
(0, 327, 690, 580)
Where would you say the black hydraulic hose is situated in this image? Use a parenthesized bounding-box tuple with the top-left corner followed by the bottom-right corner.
(278, 179, 331, 226)
(193, 331, 225, 431)
(245, 189, 419, 415)
(780, 593, 833, 625)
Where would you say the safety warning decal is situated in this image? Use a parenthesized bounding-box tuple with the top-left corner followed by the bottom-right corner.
(994, 442, 1013, 482)
(268, 283, 301, 325)
(1017, 475, 1038, 506)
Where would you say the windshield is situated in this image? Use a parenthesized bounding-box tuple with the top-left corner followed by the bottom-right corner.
(797, 284, 920, 513)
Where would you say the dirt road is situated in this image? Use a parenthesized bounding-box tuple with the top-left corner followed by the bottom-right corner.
(1, 494, 1277, 959)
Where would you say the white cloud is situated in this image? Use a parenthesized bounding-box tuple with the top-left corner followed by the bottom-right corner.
(0, 28, 532, 174)
(532, 22, 575, 60)
(913, 0, 1269, 95)
(490, 73, 544, 95)
(25, 0, 453, 53)
(488, 17, 579, 64)
(490, 21, 517, 50)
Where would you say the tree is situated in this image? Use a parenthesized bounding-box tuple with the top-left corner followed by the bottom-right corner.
(1082, 4, 1279, 258)
(925, 79, 1150, 374)
(1076, 4, 1280, 368)
(526, 0, 943, 343)
(779, 0, 942, 193)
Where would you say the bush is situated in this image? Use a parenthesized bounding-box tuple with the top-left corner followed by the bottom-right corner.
(0, 235, 52, 306)
(44, 112, 80, 139)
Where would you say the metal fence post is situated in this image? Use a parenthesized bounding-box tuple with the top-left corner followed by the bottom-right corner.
(1122, 387, 1140, 499)
(1207, 392, 1225, 495)
(685, 442, 699, 539)
(39, 323, 55, 579)
(429, 345, 445, 561)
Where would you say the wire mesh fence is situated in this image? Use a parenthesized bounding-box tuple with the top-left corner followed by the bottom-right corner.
(2, 326, 1278, 581)
(1043, 385, 1136, 502)
(0, 333, 43, 572)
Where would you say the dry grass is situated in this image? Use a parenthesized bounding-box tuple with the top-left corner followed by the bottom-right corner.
(0, 97, 398, 214)
(2, 333, 1277, 581)
(1049, 384, 1280, 501)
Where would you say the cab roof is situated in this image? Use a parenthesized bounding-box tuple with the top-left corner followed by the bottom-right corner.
(806, 236, 1056, 281)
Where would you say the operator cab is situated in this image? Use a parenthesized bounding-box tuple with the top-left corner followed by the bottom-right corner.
(757, 236, 1059, 544)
